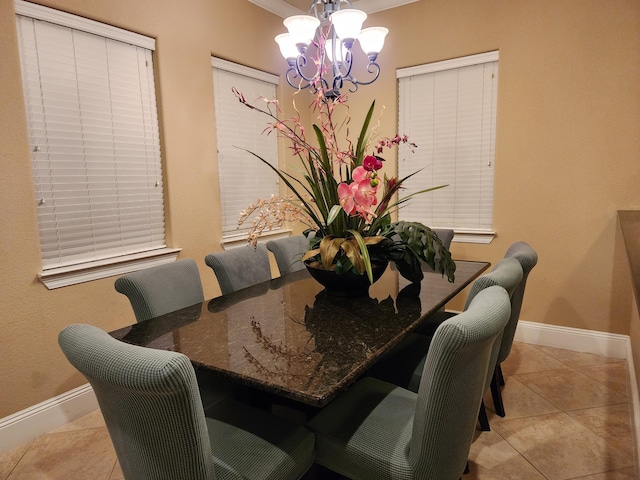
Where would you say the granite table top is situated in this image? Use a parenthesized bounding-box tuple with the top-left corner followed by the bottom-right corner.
(110, 260, 489, 407)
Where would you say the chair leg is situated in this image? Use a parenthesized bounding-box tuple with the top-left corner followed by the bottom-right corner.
(478, 400, 490, 431)
(490, 368, 506, 417)
(497, 363, 505, 386)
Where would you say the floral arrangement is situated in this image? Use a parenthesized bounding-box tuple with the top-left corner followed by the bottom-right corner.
(236, 87, 456, 285)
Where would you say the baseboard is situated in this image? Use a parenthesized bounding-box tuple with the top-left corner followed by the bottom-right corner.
(0, 383, 97, 452)
(514, 320, 640, 467)
(514, 320, 629, 359)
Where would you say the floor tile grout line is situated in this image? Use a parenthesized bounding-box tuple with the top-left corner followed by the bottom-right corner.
(485, 410, 553, 480)
(3, 440, 33, 480)
(498, 374, 565, 418)
(509, 369, 630, 416)
(489, 409, 635, 480)
(527, 343, 625, 369)
(494, 352, 638, 478)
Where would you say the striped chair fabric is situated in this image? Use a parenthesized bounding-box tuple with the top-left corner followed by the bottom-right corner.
(59, 324, 315, 480)
(490, 241, 539, 416)
(114, 258, 204, 323)
(497, 241, 539, 367)
(307, 285, 512, 480)
(368, 257, 523, 431)
(370, 257, 523, 393)
(205, 244, 271, 295)
(266, 235, 309, 276)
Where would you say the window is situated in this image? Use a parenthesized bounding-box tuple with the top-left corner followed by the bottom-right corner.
(15, 1, 176, 289)
(211, 58, 280, 242)
(397, 51, 499, 243)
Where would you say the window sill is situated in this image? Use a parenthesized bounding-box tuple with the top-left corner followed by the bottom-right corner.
(452, 230, 496, 244)
(38, 248, 182, 289)
(220, 229, 292, 250)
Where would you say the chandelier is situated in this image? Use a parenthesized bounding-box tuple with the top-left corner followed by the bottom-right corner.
(275, 0, 388, 98)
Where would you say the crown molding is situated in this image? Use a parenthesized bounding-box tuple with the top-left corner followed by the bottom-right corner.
(247, 0, 303, 17)
(247, 0, 420, 18)
(358, 0, 420, 14)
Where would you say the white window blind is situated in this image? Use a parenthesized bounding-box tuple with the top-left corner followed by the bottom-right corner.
(397, 51, 498, 235)
(15, 3, 165, 271)
(212, 58, 279, 238)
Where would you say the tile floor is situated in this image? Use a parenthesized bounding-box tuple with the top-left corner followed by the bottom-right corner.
(0, 342, 636, 480)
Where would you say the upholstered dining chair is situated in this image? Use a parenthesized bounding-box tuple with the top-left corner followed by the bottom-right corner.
(307, 285, 511, 480)
(59, 323, 315, 480)
(205, 244, 271, 295)
(114, 259, 204, 323)
(490, 241, 539, 417)
(266, 235, 309, 276)
(369, 256, 523, 431)
(114, 258, 231, 410)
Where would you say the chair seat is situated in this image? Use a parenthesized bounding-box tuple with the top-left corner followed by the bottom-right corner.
(207, 398, 315, 480)
(307, 377, 416, 480)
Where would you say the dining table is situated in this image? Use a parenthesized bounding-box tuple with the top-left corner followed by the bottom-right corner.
(110, 260, 489, 409)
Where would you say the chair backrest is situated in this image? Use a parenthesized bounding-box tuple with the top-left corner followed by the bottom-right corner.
(463, 257, 523, 311)
(114, 259, 205, 323)
(431, 228, 454, 262)
(463, 257, 523, 389)
(205, 244, 271, 295)
(59, 324, 216, 480)
(410, 285, 511, 479)
(266, 235, 308, 275)
(498, 241, 539, 364)
(431, 228, 454, 250)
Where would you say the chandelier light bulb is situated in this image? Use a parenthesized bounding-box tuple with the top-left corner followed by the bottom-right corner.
(358, 27, 389, 61)
(275, 33, 299, 61)
(283, 15, 320, 52)
(330, 9, 366, 48)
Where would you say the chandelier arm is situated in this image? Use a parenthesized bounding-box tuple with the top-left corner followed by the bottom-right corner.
(284, 67, 313, 91)
(293, 55, 323, 83)
(346, 62, 382, 88)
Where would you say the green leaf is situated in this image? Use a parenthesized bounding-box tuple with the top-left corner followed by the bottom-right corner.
(354, 101, 376, 165)
(347, 229, 373, 282)
(327, 204, 343, 226)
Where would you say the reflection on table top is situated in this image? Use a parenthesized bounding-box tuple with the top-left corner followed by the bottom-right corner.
(110, 260, 489, 407)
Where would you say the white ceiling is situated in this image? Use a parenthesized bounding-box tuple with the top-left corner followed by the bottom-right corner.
(248, 0, 419, 18)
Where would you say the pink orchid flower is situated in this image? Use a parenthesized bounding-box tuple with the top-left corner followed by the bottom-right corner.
(363, 155, 384, 172)
(338, 182, 357, 215)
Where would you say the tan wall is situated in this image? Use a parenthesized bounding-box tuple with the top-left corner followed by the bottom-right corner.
(1, 0, 639, 417)
(371, 1, 640, 334)
(0, 0, 284, 417)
